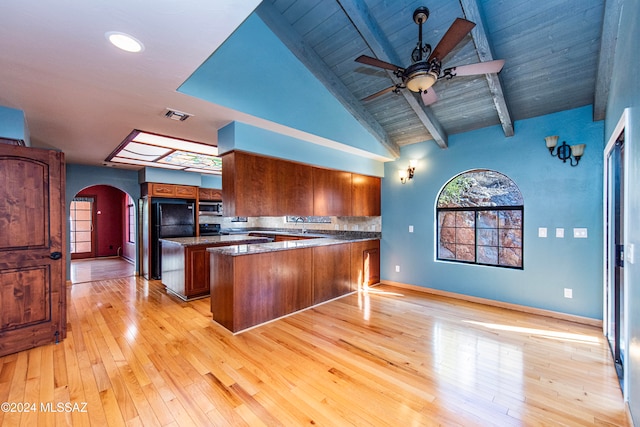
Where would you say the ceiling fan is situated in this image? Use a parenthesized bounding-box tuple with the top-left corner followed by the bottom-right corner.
(355, 6, 504, 106)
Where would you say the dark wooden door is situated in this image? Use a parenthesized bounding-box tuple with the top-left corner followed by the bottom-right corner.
(0, 145, 66, 357)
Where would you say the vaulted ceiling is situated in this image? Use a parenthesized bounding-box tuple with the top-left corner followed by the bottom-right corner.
(0, 1, 620, 168)
(256, 0, 616, 157)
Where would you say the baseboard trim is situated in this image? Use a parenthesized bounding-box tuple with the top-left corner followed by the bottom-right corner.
(381, 280, 602, 328)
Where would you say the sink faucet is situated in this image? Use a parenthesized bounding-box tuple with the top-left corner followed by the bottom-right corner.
(294, 216, 307, 233)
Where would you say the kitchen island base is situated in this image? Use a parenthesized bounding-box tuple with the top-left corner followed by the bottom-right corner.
(209, 239, 380, 333)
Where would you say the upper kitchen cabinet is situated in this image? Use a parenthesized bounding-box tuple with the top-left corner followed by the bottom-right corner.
(142, 182, 198, 199)
(313, 168, 352, 216)
(222, 151, 380, 217)
(352, 174, 381, 216)
(199, 188, 222, 201)
(222, 151, 312, 217)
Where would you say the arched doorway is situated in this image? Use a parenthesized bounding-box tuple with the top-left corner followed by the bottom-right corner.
(70, 184, 136, 283)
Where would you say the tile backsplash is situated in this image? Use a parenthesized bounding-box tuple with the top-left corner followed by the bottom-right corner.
(199, 215, 381, 233)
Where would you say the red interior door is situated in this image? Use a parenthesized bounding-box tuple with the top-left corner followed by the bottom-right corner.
(0, 145, 66, 357)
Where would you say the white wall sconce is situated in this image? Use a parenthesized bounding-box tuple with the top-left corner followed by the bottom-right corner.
(399, 159, 418, 184)
(544, 135, 586, 167)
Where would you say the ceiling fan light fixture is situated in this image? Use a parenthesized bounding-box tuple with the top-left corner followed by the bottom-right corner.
(405, 69, 438, 93)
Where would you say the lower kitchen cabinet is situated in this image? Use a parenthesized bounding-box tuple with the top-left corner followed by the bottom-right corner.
(351, 239, 381, 289)
(313, 243, 351, 305)
(161, 243, 213, 300)
(209, 239, 380, 333)
(210, 248, 314, 332)
(160, 236, 269, 300)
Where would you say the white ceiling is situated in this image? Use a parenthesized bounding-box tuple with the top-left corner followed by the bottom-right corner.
(0, 0, 261, 165)
(0, 1, 616, 170)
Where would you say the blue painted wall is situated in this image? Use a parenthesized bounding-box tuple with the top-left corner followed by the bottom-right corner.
(0, 105, 30, 145)
(139, 167, 202, 186)
(605, 0, 640, 420)
(218, 121, 385, 177)
(178, 13, 393, 160)
(382, 106, 603, 319)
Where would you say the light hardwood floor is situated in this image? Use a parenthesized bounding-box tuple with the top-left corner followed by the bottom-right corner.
(0, 270, 632, 426)
(70, 257, 135, 284)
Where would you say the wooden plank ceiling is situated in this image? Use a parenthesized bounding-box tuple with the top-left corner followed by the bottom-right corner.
(257, 0, 611, 155)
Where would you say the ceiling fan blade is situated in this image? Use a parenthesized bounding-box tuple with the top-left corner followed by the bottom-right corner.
(445, 59, 505, 77)
(421, 89, 438, 106)
(428, 18, 476, 61)
(355, 55, 404, 72)
(362, 85, 398, 102)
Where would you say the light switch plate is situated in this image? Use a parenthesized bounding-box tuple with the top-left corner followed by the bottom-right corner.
(556, 228, 565, 238)
(538, 227, 547, 238)
(627, 243, 635, 264)
(409, 225, 414, 233)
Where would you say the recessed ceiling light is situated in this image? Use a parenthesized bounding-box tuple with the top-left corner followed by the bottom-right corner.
(106, 31, 144, 53)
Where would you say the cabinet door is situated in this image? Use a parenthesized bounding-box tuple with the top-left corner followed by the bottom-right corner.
(313, 244, 351, 305)
(150, 183, 175, 197)
(279, 160, 313, 216)
(352, 174, 381, 216)
(351, 240, 380, 290)
(199, 188, 222, 201)
(187, 247, 210, 297)
(232, 152, 279, 216)
(313, 168, 352, 216)
(175, 185, 197, 199)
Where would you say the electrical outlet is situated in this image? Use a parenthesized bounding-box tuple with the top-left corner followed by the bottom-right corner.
(409, 225, 414, 233)
(395, 265, 400, 273)
(573, 228, 588, 238)
(538, 227, 547, 238)
(556, 228, 565, 238)
(564, 288, 573, 299)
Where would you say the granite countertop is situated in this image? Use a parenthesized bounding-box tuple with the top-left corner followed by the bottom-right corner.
(159, 235, 270, 247)
(207, 234, 379, 256)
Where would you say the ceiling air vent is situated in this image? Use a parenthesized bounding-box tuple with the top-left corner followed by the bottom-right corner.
(164, 108, 192, 121)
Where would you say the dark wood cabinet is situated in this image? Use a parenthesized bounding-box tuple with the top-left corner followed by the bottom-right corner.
(312, 244, 352, 304)
(351, 239, 381, 290)
(209, 239, 380, 333)
(223, 151, 380, 217)
(280, 161, 313, 215)
(161, 236, 269, 300)
(210, 248, 313, 332)
(313, 167, 352, 216)
(161, 242, 211, 300)
(223, 152, 277, 216)
(352, 174, 381, 216)
(223, 151, 312, 217)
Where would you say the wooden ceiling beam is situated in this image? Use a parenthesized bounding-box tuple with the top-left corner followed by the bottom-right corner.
(256, 2, 401, 158)
(337, 0, 449, 149)
(593, 0, 623, 121)
(460, 0, 514, 137)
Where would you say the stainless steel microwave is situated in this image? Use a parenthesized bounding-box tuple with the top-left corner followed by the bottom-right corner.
(199, 201, 223, 216)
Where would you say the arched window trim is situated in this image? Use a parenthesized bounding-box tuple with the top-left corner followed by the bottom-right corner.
(435, 169, 524, 269)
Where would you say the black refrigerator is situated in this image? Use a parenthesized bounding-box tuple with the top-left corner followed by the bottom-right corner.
(151, 201, 195, 279)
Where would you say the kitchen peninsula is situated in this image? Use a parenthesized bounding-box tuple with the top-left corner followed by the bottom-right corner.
(207, 233, 380, 333)
(160, 234, 270, 300)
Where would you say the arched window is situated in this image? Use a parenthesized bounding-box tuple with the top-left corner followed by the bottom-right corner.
(436, 169, 524, 269)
